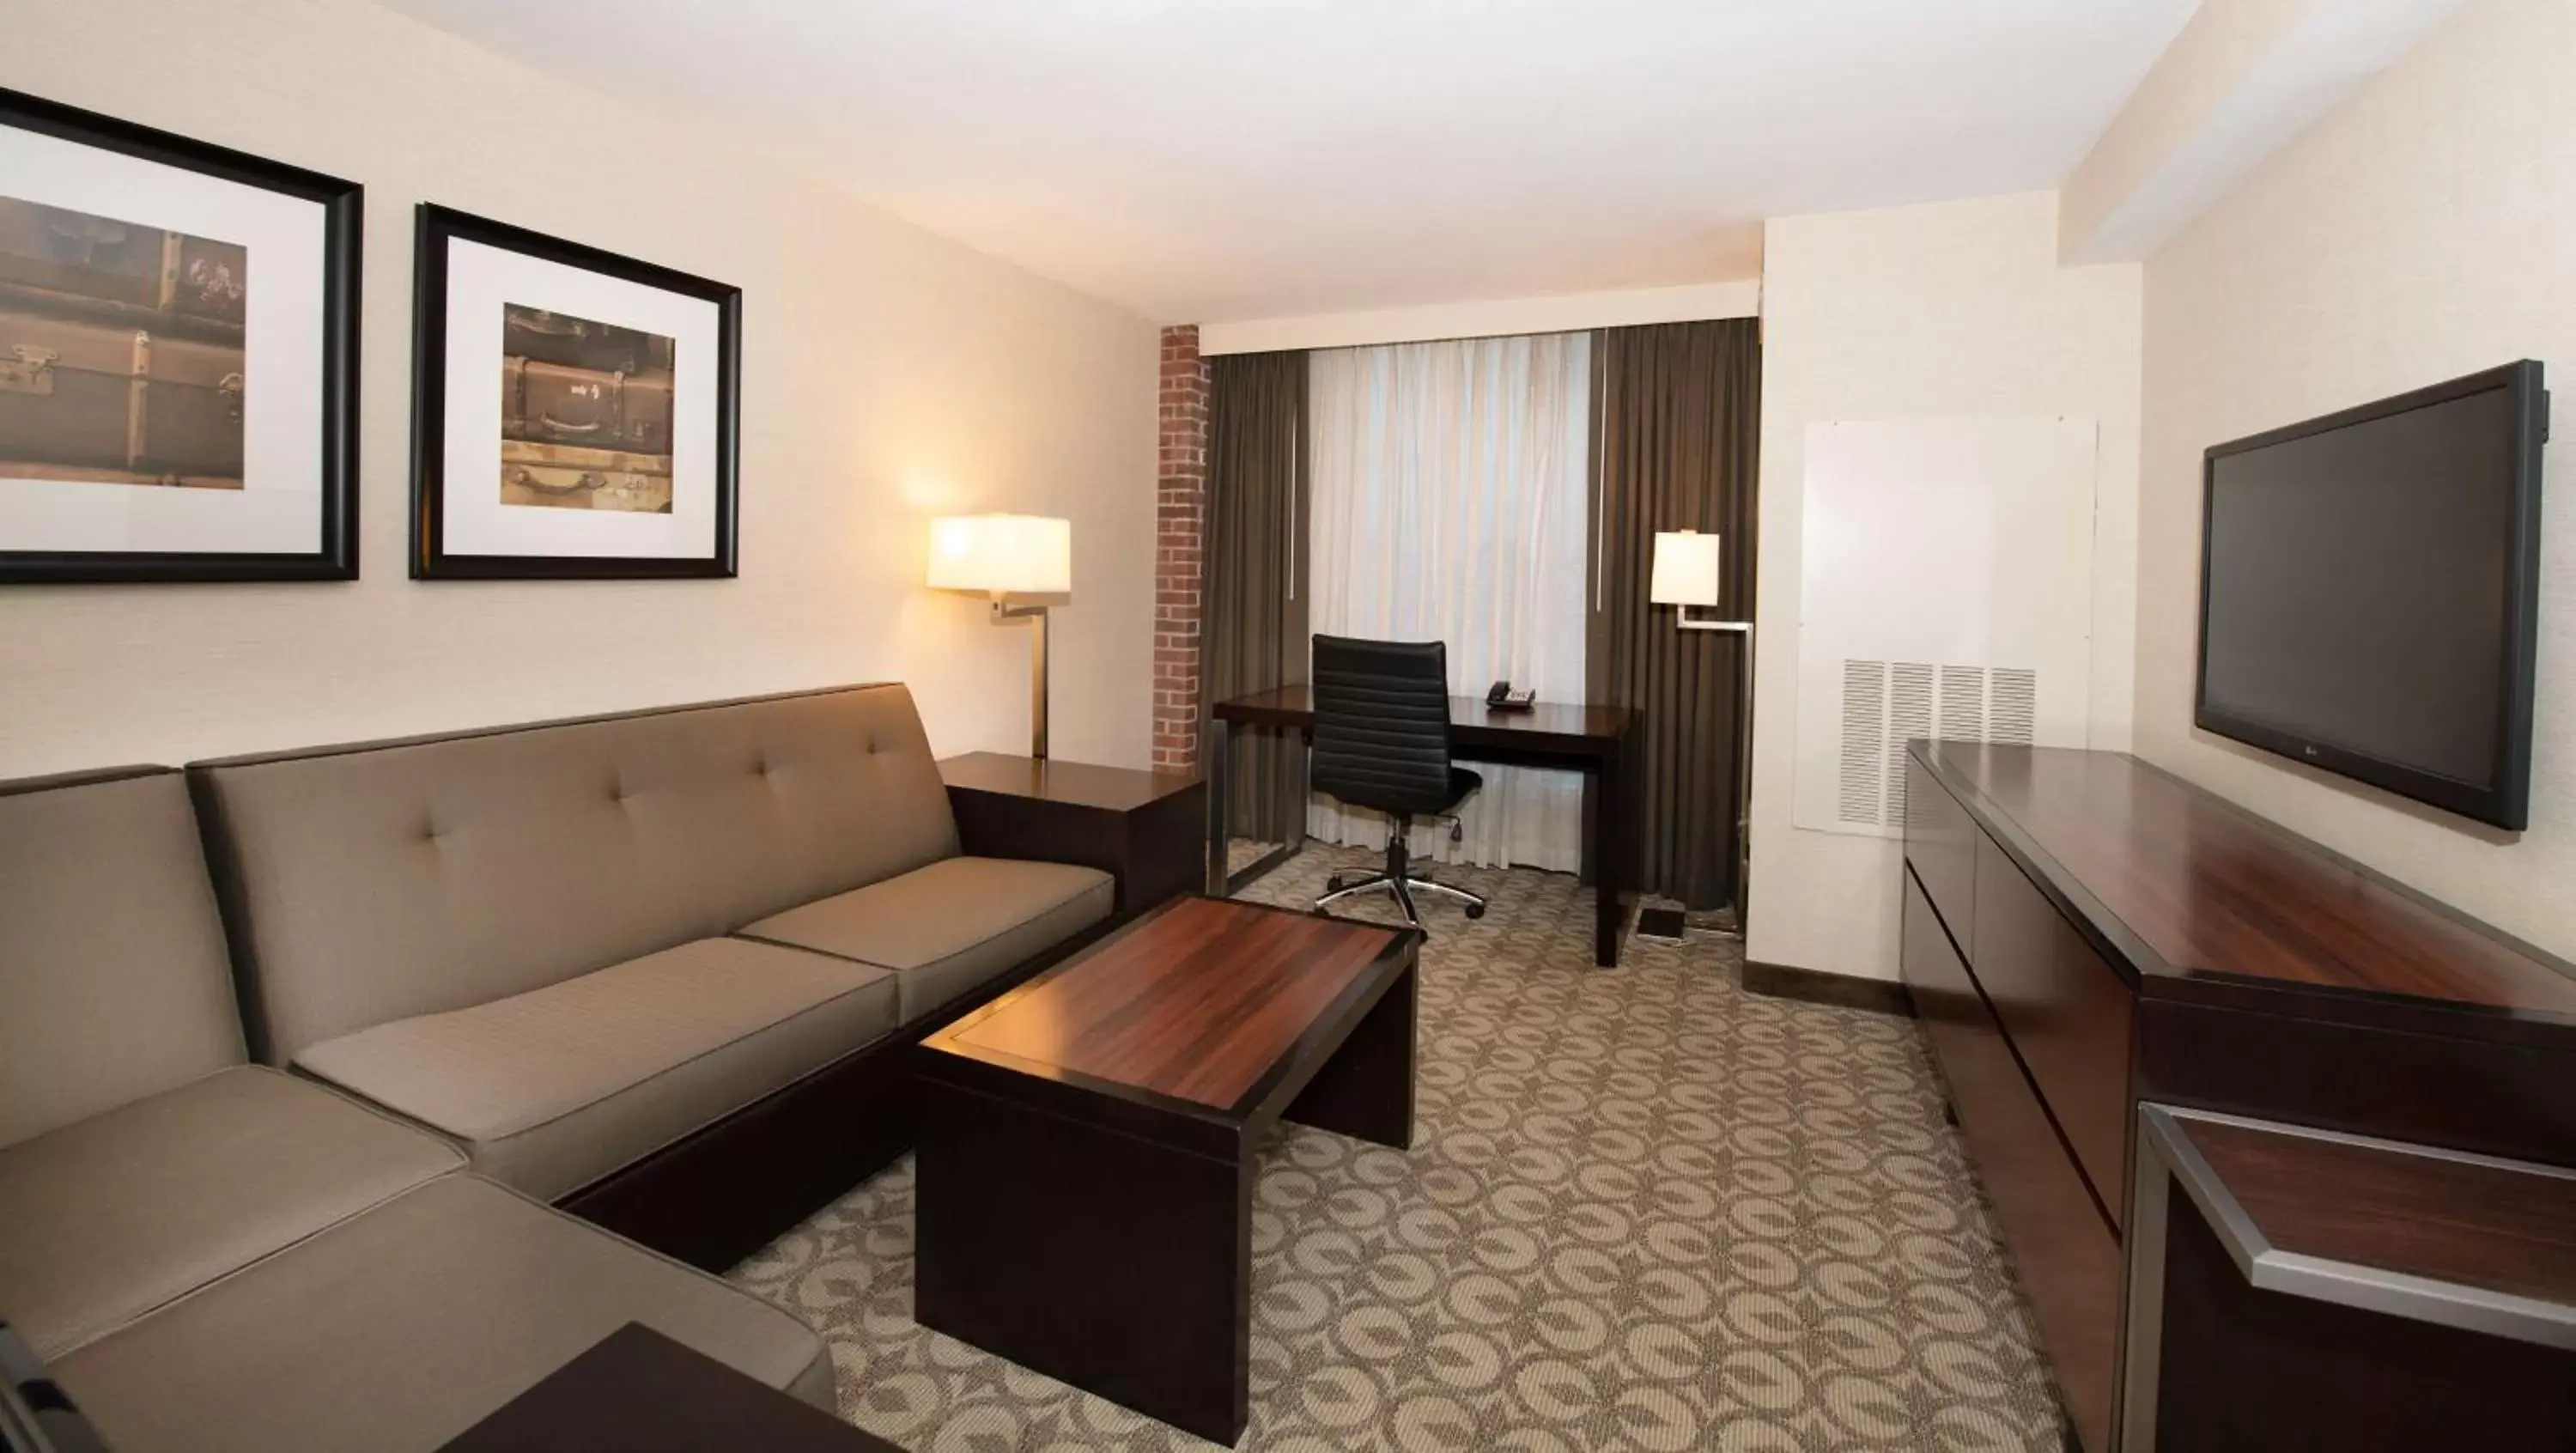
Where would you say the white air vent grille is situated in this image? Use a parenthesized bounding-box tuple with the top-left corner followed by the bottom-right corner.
(1884, 663, 1933, 828)
(1837, 660, 1885, 824)
(1939, 666, 1985, 740)
(1837, 660, 2046, 830)
(1990, 667, 2038, 745)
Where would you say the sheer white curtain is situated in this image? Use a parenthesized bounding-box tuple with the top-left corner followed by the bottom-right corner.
(1305, 331, 1591, 871)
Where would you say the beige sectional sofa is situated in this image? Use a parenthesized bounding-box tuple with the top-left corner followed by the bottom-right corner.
(0, 767, 828, 1452)
(0, 684, 1133, 1448)
(191, 683, 1115, 1263)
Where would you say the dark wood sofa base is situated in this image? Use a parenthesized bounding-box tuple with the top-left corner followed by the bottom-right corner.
(562, 918, 1120, 1273)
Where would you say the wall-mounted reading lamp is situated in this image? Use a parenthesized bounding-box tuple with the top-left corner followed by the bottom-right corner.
(928, 513, 1072, 760)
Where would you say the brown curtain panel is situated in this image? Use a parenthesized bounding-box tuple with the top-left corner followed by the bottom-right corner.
(1201, 350, 1310, 843)
(1587, 319, 1761, 911)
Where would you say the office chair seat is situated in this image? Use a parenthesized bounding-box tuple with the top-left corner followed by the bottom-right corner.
(1433, 767, 1482, 811)
(1307, 635, 1490, 930)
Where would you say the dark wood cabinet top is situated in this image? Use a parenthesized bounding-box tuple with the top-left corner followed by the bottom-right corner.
(939, 751, 1201, 811)
(1212, 686, 1634, 759)
(1915, 742, 2576, 1030)
(2179, 1114, 2576, 1312)
(923, 897, 1411, 1117)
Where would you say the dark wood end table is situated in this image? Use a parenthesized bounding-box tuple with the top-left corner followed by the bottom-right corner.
(939, 752, 1206, 918)
(913, 895, 1422, 1445)
(2123, 1105, 2576, 1450)
(435, 1322, 896, 1452)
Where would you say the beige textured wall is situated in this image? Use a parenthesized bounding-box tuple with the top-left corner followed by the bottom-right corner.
(0, 0, 1157, 775)
(2058, 0, 2318, 259)
(2136, 0, 2576, 954)
(1750, 193, 2143, 982)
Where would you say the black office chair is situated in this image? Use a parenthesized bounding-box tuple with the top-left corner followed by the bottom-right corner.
(1309, 635, 1487, 927)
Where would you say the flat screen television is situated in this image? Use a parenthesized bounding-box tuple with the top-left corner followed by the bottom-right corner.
(2196, 361, 2548, 830)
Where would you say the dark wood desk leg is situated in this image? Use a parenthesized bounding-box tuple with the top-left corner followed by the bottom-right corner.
(1284, 961, 1417, 1150)
(1592, 744, 1631, 969)
(1579, 772, 1599, 888)
(1204, 716, 1230, 895)
(915, 1079, 1252, 1445)
(1288, 725, 1310, 860)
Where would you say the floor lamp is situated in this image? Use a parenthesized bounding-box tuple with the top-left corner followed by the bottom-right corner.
(929, 514, 1072, 760)
(1642, 529, 1754, 942)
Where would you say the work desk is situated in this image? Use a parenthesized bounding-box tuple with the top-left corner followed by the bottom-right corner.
(1206, 686, 1637, 965)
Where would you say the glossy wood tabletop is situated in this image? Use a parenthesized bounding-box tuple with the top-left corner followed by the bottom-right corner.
(2184, 1116, 2576, 1309)
(927, 897, 1403, 1113)
(1211, 685, 1634, 758)
(1918, 742, 2576, 1019)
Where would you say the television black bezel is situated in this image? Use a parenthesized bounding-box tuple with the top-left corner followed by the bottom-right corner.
(2194, 360, 2547, 831)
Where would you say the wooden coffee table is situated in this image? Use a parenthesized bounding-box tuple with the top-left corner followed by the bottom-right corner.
(914, 895, 1421, 1445)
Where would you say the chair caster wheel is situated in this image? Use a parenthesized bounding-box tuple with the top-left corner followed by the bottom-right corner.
(1465, 903, 1486, 920)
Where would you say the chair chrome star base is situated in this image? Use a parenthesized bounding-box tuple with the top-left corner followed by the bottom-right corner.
(1317, 819, 1486, 928)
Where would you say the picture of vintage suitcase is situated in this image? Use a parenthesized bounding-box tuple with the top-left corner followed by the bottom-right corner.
(501, 305, 673, 374)
(499, 441, 674, 514)
(0, 307, 246, 487)
(501, 356, 675, 455)
(0, 197, 248, 331)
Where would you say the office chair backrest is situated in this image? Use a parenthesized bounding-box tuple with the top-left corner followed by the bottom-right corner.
(1309, 635, 1456, 816)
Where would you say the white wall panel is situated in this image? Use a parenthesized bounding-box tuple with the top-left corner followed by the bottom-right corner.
(1794, 416, 2098, 837)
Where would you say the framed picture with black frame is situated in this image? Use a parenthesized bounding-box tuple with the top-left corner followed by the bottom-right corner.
(0, 86, 361, 584)
(410, 204, 739, 580)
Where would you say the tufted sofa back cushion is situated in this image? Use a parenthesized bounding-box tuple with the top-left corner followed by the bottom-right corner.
(0, 768, 246, 1147)
(190, 685, 959, 1064)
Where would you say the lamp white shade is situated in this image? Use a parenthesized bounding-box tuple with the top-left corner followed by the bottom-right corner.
(1649, 530, 1723, 608)
(927, 514, 1072, 596)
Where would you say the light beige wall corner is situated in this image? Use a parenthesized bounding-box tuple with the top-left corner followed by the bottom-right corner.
(0, 0, 1157, 775)
(2136, 0, 2576, 954)
(2061, 0, 2319, 261)
(1750, 192, 2142, 982)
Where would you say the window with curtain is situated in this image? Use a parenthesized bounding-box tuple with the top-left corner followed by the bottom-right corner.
(1304, 331, 1592, 871)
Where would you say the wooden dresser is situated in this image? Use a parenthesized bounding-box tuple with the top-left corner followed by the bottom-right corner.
(1899, 741, 2576, 1452)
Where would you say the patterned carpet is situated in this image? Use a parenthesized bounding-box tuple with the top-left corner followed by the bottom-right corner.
(729, 847, 2068, 1452)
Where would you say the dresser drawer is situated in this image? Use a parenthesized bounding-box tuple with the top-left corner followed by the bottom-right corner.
(1902, 865, 1991, 1091)
(1903, 751, 1978, 951)
(1972, 832, 2136, 1228)
(1902, 867, 2120, 1453)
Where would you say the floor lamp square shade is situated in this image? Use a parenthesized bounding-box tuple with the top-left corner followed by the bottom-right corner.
(1649, 530, 1723, 608)
(928, 514, 1072, 761)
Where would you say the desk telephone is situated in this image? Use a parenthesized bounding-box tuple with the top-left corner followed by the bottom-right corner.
(1485, 681, 1537, 711)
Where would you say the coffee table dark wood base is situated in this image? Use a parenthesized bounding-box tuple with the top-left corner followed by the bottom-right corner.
(914, 901, 1419, 1447)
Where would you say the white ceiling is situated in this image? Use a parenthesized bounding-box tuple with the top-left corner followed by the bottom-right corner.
(382, 0, 2201, 323)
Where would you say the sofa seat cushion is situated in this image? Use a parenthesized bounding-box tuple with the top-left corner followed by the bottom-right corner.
(54, 1175, 830, 1453)
(0, 1065, 462, 1359)
(741, 854, 1114, 1022)
(294, 938, 896, 1201)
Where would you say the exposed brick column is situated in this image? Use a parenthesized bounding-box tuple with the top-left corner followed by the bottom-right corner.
(1151, 325, 1210, 771)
